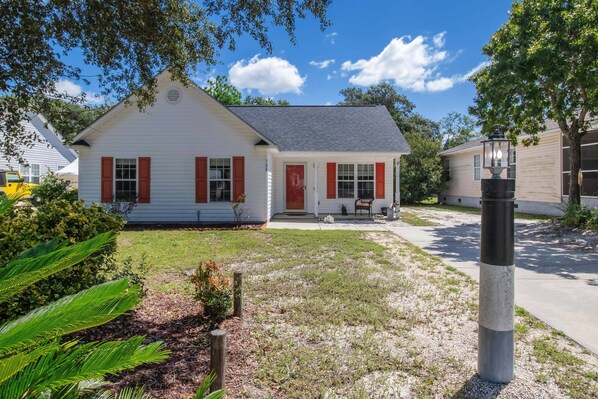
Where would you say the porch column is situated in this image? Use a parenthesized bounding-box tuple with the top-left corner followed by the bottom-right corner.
(313, 160, 319, 217)
(395, 157, 401, 205)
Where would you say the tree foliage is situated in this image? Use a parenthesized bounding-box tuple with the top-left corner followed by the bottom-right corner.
(0, 0, 332, 162)
(243, 95, 290, 106)
(203, 76, 242, 105)
(470, 0, 598, 204)
(38, 99, 109, 143)
(439, 112, 477, 150)
(339, 84, 444, 204)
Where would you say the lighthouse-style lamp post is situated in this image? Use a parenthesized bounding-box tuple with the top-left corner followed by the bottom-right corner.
(478, 127, 515, 383)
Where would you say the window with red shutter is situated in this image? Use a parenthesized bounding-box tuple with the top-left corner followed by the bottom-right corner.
(101, 157, 113, 203)
(326, 163, 336, 199)
(375, 162, 385, 199)
(138, 157, 151, 203)
(232, 156, 245, 202)
(195, 157, 208, 203)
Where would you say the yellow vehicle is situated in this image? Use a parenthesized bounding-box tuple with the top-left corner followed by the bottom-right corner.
(0, 170, 35, 198)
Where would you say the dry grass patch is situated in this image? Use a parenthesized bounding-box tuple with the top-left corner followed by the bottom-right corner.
(115, 229, 597, 398)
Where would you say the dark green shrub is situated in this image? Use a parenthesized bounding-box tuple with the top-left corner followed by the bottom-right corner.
(560, 204, 598, 230)
(30, 173, 78, 205)
(0, 198, 124, 321)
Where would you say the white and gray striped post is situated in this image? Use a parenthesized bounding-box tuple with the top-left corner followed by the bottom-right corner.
(478, 178, 515, 383)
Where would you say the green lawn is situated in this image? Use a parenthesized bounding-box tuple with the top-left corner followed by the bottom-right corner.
(117, 229, 597, 399)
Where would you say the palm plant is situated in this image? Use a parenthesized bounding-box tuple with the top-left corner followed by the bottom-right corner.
(0, 195, 169, 398)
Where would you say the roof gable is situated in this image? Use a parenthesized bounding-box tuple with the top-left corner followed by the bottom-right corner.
(71, 71, 273, 146)
(227, 105, 410, 153)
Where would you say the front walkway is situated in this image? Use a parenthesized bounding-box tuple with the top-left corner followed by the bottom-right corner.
(268, 213, 598, 355)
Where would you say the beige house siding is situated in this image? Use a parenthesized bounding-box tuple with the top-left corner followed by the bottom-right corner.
(442, 149, 489, 198)
(440, 131, 563, 214)
(515, 131, 561, 203)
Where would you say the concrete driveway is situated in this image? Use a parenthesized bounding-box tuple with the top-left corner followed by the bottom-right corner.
(388, 215, 598, 355)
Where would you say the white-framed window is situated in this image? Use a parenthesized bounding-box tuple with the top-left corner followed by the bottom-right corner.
(337, 163, 375, 198)
(357, 164, 375, 198)
(507, 148, 516, 179)
(337, 164, 355, 198)
(443, 158, 451, 181)
(115, 158, 137, 201)
(473, 154, 481, 181)
(563, 131, 598, 197)
(209, 158, 232, 202)
(20, 164, 40, 183)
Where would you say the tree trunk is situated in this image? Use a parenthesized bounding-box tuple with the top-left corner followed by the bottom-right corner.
(567, 132, 582, 206)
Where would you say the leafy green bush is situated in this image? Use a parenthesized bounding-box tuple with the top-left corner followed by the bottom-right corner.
(0, 195, 168, 398)
(560, 204, 598, 230)
(30, 173, 78, 205)
(0, 198, 124, 321)
(190, 261, 232, 325)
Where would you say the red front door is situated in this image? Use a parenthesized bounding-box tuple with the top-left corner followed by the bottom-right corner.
(286, 165, 305, 210)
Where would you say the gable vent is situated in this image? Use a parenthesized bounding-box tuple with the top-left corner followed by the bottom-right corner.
(165, 88, 182, 104)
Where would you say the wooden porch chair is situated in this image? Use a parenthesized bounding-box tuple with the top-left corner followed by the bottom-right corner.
(354, 195, 374, 216)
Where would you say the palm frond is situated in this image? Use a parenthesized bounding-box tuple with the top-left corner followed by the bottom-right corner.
(0, 232, 115, 304)
(193, 371, 225, 399)
(0, 337, 168, 398)
(99, 386, 152, 399)
(15, 238, 65, 260)
(0, 279, 139, 357)
(0, 341, 60, 384)
(0, 194, 21, 216)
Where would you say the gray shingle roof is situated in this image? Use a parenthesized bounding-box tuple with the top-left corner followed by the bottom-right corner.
(440, 137, 485, 155)
(227, 105, 410, 153)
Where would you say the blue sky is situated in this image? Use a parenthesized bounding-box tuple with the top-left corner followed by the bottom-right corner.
(59, 0, 515, 123)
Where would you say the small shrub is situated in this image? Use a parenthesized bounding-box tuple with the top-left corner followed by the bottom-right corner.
(231, 192, 250, 225)
(111, 254, 149, 295)
(30, 173, 78, 205)
(107, 195, 138, 220)
(190, 261, 232, 324)
(560, 203, 598, 230)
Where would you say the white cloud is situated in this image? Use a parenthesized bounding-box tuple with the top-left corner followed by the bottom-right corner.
(426, 62, 490, 92)
(341, 35, 447, 91)
(55, 79, 105, 105)
(426, 77, 454, 92)
(433, 31, 446, 48)
(309, 59, 335, 69)
(325, 32, 338, 44)
(341, 34, 487, 93)
(228, 55, 305, 95)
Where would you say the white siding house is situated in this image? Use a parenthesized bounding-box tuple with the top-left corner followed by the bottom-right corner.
(72, 71, 410, 223)
(0, 114, 77, 182)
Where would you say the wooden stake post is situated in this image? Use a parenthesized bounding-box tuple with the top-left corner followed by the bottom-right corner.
(210, 329, 227, 392)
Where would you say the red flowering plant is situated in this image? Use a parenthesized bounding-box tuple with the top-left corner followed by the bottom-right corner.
(190, 261, 232, 324)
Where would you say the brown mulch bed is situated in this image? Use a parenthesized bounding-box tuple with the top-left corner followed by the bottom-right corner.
(124, 223, 267, 231)
(78, 291, 260, 398)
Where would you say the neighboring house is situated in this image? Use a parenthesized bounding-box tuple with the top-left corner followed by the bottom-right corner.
(71, 71, 410, 223)
(439, 122, 598, 216)
(0, 113, 78, 183)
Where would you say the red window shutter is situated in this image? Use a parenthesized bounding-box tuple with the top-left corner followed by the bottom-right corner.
(138, 157, 151, 203)
(101, 157, 113, 203)
(326, 162, 336, 199)
(232, 156, 245, 202)
(375, 162, 385, 199)
(195, 157, 208, 203)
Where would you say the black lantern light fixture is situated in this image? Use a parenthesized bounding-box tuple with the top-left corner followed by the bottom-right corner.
(481, 126, 511, 179)
(478, 124, 516, 384)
